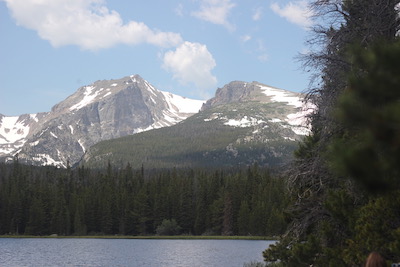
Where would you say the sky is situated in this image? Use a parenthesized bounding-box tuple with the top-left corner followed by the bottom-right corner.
(0, 0, 315, 116)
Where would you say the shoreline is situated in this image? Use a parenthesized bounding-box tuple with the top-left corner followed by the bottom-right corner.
(0, 235, 274, 240)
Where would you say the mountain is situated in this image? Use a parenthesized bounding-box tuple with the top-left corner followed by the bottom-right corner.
(0, 113, 47, 156)
(81, 81, 313, 169)
(0, 75, 203, 167)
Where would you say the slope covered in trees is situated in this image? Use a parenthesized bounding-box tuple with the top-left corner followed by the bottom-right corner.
(0, 161, 287, 237)
(263, 0, 400, 265)
(81, 101, 300, 169)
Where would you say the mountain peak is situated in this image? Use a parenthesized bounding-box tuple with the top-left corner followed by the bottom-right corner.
(1, 74, 204, 167)
(50, 74, 146, 113)
(201, 81, 313, 135)
(201, 81, 298, 111)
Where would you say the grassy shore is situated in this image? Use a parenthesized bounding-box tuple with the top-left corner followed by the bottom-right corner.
(1, 235, 274, 240)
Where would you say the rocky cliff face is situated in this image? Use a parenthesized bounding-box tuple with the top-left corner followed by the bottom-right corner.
(1, 75, 204, 167)
(201, 81, 264, 110)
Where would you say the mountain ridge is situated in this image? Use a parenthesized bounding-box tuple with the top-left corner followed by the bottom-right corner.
(0, 74, 204, 167)
(81, 80, 312, 169)
(1, 76, 312, 168)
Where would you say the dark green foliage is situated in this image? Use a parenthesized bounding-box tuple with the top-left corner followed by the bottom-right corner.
(331, 42, 400, 193)
(155, 219, 182, 235)
(266, 44, 400, 267)
(25, 197, 46, 235)
(263, 0, 400, 265)
(0, 162, 287, 237)
(265, 42, 400, 266)
(342, 193, 400, 265)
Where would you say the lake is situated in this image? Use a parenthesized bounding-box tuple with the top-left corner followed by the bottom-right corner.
(0, 238, 275, 267)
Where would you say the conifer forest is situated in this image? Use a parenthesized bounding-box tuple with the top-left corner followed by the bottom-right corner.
(0, 162, 286, 237)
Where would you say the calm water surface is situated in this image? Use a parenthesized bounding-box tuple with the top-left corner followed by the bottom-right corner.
(0, 238, 275, 267)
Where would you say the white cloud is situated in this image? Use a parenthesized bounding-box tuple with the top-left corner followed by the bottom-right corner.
(3, 0, 183, 50)
(4, 0, 218, 98)
(192, 0, 236, 31)
(252, 7, 263, 21)
(163, 42, 217, 98)
(270, 1, 313, 29)
(241, 35, 252, 43)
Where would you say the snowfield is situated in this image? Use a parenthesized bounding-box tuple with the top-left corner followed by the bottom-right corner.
(0, 115, 33, 154)
(0, 116, 30, 144)
(259, 85, 314, 134)
(161, 91, 205, 114)
(259, 85, 303, 108)
(224, 116, 265, 128)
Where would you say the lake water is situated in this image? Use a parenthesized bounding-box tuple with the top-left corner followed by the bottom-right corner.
(0, 238, 275, 267)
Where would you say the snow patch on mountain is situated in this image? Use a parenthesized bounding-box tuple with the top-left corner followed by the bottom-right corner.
(144, 80, 158, 96)
(258, 85, 314, 135)
(259, 85, 303, 107)
(78, 139, 86, 153)
(69, 86, 99, 111)
(32, 153, 66, 168)
(130, 75, 137, 83)
(224, 116, 265, 128)
(30, 140, 39, 147)
(30, 114, 39, 122)
(286, 105, 313, 135)
(103, 92, 112, 98)
(0, 115, 35, 154)
(0, 116, 30, 143)
(269, 118, 282, 123)
(134, 95, 204, 134)
(161, 91, 204, 114)
(50, 132, 58, 139)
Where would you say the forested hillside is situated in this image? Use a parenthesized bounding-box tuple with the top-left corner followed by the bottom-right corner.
(82, 100, 301, 169)
(263, 0, 400, 266)
(0, 160, 287, 237)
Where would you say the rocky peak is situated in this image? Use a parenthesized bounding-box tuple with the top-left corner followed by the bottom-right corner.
(201, 81, 268, 111)
(1, 75, 204, 167)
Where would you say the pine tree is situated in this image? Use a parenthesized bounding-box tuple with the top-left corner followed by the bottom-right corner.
(331, 42, 400, 193)
(73, 198, 87, 235)
(131, 187, 152, 235)
(237, 200, 250, 235)
(25, 196, 46, 235)
(222, 193, 233, 236)
(265, 0, 400, 264)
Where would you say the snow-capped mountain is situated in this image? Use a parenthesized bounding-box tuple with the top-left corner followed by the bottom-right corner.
(81, 81, 314, 169)
(0, 75, 204, 167)
(201, 81, 313, 136)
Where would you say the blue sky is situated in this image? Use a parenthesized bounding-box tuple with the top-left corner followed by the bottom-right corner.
(1, 0, 314, 116)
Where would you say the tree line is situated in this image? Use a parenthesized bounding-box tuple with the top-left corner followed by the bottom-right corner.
(0, 160, 287, 237)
